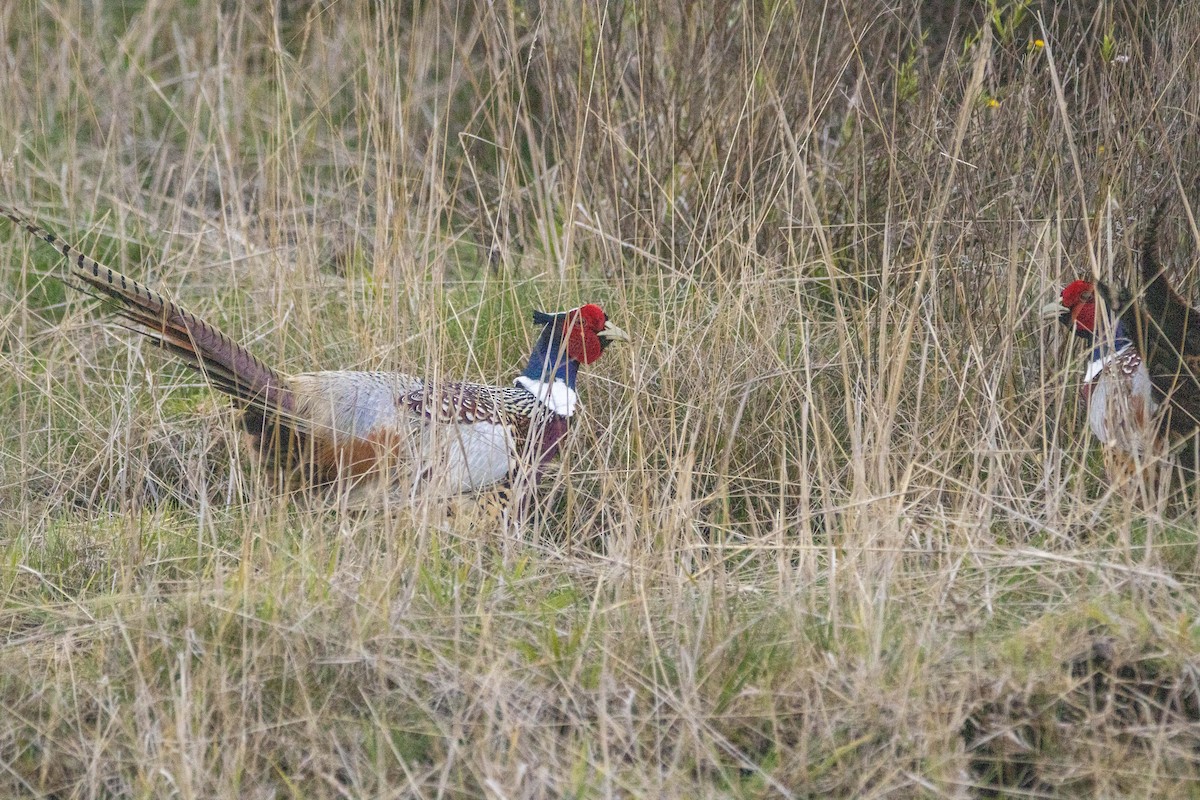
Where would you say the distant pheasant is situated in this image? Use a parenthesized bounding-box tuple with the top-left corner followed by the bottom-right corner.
(0, 204, 629, 515)
(1044, 198, 1200, 495)
(1044, 276, 1163, 492)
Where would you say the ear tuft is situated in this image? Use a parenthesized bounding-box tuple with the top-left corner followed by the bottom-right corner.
(532, 309, 563, 326)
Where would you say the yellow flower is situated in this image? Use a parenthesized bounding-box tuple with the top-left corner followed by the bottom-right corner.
(988, 98, 1000, 108)
(1033, 39, 1045, 49)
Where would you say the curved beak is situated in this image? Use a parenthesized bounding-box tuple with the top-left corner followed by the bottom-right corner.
(598, 320, 630, 343)
(1040, 300, 1066, 321)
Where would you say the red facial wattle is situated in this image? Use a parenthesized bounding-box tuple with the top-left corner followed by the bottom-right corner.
(566, 304, 607, 365)
(1071, 299, 1095, 334)
(1060, 279, 1096, 335)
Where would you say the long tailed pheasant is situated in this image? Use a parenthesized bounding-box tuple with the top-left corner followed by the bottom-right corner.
(0, 204, 629, 513)
(1044, 277, 1163, 494)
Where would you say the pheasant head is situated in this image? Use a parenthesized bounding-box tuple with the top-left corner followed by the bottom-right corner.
(516, 304, 629, 416)
(1044, 278, 1137, 381)
(1043, 279, 1098, 340)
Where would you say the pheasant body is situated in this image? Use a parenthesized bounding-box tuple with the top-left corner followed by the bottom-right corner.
(282, 371, 573, 493)
(1046, 279, 1162, 493)
(0, 204, 627, 508)
(1080, 319, 1157, 453)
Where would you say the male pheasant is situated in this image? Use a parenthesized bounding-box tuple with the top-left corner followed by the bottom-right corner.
(0, 204, 629, 513)
(1043, 277, 1162, 495)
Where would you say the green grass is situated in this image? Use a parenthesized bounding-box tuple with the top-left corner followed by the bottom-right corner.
(4, 0, 1200, 797)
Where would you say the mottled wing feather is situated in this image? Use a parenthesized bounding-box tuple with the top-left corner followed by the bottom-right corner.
(400, 382, 569, 475)
(402, 382, 537, 424)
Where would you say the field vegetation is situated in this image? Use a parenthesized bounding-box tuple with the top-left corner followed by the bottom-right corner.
(3, 0, 1200, 796)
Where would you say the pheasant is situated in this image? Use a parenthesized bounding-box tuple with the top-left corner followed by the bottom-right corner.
(0, 204, 629, 514)
(1044, 276, 1163, 495)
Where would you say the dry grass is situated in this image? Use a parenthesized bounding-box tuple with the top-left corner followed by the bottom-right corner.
(3, 0, 1200, 797)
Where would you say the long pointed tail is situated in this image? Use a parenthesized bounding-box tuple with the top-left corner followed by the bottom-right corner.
(1131, 195, 1200, 445)
(0, 203, 295, 422)
(1137, 195, 1200, 357)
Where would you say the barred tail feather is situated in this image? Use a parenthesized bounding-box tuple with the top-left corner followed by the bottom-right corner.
(0, 203, 310, 468)
(72, 256, 287, 407)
